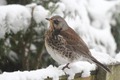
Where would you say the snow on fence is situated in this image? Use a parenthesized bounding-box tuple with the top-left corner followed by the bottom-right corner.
(0, 64, 95, 80)
(0, 63, 120, 80)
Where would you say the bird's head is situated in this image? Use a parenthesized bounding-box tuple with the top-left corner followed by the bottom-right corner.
(46, 15, 69, 31)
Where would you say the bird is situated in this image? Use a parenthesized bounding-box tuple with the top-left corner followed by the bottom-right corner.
(45, 15, 111, 72)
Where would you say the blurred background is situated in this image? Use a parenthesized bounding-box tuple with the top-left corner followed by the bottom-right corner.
(0, 0, 120, 73)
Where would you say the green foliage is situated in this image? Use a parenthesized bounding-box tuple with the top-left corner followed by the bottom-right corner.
(111, 6, 120, 53)
(0, 16, 56, 71)
(6, 0, 32, 5)
(32, 0, 59, 9)
(0, 0, 59, 72)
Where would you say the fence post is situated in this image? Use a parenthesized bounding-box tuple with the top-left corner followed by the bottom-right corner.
(95, 64, 120, 80)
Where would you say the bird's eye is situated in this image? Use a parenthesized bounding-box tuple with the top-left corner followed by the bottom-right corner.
(53, 19, 59, 25)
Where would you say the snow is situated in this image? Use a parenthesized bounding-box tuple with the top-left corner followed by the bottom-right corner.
(33, 5, 49, 24)
(0, 62, 95, 80)
(26, 3, 37, 14)
(53, 2, 66, 17)
(6, 5, 31, 33)
(0, 65, 65, 80)
(90, 49, 117, 65)
(115, 52, 120, 62)
(87, 0, 119, 21)
(59, 62, 96, 79)
(0, 5, 31, 38)
(30, 44, 36, 51)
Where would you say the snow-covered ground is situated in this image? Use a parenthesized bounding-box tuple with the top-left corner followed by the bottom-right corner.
(0, 0, 120, 80)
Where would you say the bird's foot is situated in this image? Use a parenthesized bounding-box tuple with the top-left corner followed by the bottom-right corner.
(62, 63, 70, 70)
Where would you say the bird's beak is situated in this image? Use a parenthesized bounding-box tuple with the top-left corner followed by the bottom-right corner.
(46, 17, 54, 30)
(45, 18, 50, 21)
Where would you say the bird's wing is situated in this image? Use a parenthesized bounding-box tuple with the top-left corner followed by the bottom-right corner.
(60, 27, 91, 56)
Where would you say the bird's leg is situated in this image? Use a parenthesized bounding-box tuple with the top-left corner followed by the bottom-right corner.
(62, 63, 70, 70)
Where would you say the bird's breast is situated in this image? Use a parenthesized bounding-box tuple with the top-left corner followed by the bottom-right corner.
(45, 38, 70, 64)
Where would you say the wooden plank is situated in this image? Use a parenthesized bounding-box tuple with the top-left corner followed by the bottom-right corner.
(45, 71, 96, 80)
(95, 63, 120, 80)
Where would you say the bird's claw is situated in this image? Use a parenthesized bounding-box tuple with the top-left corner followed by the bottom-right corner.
(62, 63, 70, 70)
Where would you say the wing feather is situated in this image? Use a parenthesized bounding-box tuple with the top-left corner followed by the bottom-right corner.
(60, 27, 90, 56)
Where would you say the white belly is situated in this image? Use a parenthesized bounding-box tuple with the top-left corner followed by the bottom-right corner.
(45, 41, 70, 65)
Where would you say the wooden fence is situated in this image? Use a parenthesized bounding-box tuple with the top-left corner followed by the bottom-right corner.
(46, 64, 120, 80)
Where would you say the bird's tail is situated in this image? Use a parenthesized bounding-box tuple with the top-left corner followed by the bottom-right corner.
(91, 56, 111, 73)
